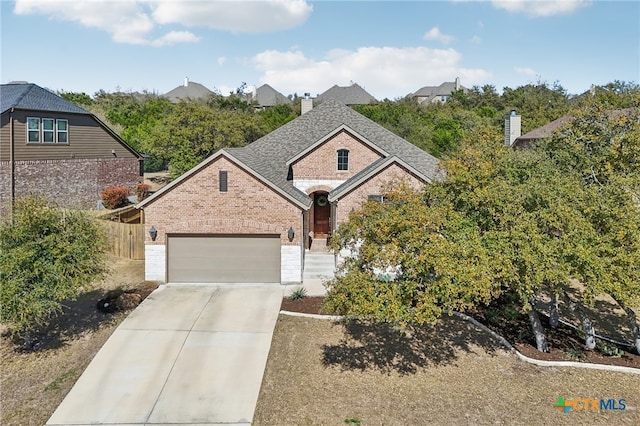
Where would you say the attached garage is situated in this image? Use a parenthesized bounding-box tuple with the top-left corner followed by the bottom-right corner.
(167, 234, 281, 283)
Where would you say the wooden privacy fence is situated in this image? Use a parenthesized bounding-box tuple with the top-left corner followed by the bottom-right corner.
(101, 220, 145, 260)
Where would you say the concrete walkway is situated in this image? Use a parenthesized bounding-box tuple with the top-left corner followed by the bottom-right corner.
(47, 284, 284, 425)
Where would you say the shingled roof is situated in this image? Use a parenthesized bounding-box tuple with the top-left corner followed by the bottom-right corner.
(253, 84, 291, 108)
(164, 80, 214, 103)
(226, 99, 441, 203)
(1, 82, 90, 115)
(317, 83, 376, 105)
(138, 99, 441, 209)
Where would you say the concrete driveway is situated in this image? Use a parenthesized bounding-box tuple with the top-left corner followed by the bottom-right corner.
(47, 284, 284, 425)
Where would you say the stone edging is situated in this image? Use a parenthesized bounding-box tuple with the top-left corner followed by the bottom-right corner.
(279, 309, 640, 375)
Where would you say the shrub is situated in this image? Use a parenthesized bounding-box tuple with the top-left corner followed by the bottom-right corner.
(101, 186, 131, 209)
(290, 287, 308, 300)
(135, 183, 150, 202)
(0, 196, 107, 344)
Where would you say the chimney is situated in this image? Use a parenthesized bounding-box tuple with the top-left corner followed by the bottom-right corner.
(301, 93, 313, 114)
(184, 77, 189, 87)
(455, 77, 460, 91)
(504, 110, 521, 147)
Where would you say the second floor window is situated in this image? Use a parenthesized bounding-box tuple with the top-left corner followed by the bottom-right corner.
(337, 149, 349, 171)
(27, 117, 69, 144)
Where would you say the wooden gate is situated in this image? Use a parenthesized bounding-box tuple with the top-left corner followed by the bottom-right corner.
(101, 221, 145, 260)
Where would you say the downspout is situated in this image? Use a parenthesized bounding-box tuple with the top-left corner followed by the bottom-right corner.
(300, 210, 305, 283)
(9, 107, 15, 213)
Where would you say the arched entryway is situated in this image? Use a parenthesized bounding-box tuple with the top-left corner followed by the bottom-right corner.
(312, 191, 330, 238)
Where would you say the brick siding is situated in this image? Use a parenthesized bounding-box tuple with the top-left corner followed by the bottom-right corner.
(335, 163, 425, 224)
(0, 158, 140, 211)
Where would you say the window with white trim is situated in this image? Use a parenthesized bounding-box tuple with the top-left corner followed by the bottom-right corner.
(337, 149, 349, 171)
(27, 117, 40, 143)
(26, 117, 69, 144)
(43, 118, 55, 143)
(57, 119, 68, 143)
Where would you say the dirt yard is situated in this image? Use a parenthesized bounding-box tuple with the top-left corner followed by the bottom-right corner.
(0, 256, 145, 426)
(254, 314, 640, 426)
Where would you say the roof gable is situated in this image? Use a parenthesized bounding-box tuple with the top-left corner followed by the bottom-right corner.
(328, 156, 432, 202)
(136, 149, 311, 210)
(1, 83, 90, 115)
(285, 124, 388, 166)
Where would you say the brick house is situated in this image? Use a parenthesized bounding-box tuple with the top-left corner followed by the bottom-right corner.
(0, 82, 142, 211)
(136, 99, 441, 284)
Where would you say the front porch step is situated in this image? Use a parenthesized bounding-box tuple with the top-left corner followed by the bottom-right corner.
(303, 252, 336, 281)
(309, 238, 332, 253)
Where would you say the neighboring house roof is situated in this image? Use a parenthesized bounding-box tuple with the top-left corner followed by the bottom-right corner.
(515, 115, 573, 143)
(137, 99, 441, 210)
(514, 108, 636, 146)
(164, 80, 214, 103)
(252, 84, 291, 108)
(1, 82, 90, 115)
(317, 83, 377, 105)
(410, 78, 467, 104)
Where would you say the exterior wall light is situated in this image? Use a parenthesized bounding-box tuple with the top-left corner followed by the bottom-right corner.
(149, 226, 158, 241)
(287, 226, 295, 242)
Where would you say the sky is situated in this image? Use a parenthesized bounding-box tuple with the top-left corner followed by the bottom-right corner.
(1, 0, 639, 100)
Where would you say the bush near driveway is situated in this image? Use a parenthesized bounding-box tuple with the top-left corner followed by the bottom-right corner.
(0, 196, 107, 344)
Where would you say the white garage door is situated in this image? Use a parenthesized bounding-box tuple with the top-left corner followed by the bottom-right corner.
(167, 235, 281, 283)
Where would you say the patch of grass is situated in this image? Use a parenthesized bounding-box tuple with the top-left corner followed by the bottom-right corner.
(345, 418, 362, 425)
(598, 341, 625, 358)
(44, 368, 78, 391)
(565, 344, 585, 361)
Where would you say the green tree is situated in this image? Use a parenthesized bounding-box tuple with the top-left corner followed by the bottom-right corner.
(325, 183, 501, 327)
(0, 196, 107, 344)
(144, 102, 268, 179)
(258, 103, 297, 132)
(59, 91, 94, 107)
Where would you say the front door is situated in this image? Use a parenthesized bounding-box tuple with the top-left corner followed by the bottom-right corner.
(313, 192, 330, 237)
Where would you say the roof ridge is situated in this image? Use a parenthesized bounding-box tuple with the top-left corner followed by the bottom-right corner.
(10, 83, 35, 110)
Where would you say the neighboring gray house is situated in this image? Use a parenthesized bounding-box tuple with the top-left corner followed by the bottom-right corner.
(250, 84, 291, 110)
(316, 83, 377, 106)
(164, 78, 214, 103)
(410, 77, 467, 105)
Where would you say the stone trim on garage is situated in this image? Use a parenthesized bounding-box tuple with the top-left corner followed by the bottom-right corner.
(145, 243, 302, 284)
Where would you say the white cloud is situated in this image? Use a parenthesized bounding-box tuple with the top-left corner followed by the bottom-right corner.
(514, 66, 537, 76)
(253, 46, 491, 100)
(151, 0, 313, 33)
(423, 27, 454, 44)
(151, 30, 200, 47)
(217, 57, 227, 66)
(470, 35, 482, 44)
(13, 0, 312, 45)
(15, 0, 154, 45)
(491, 0, 589, 17)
